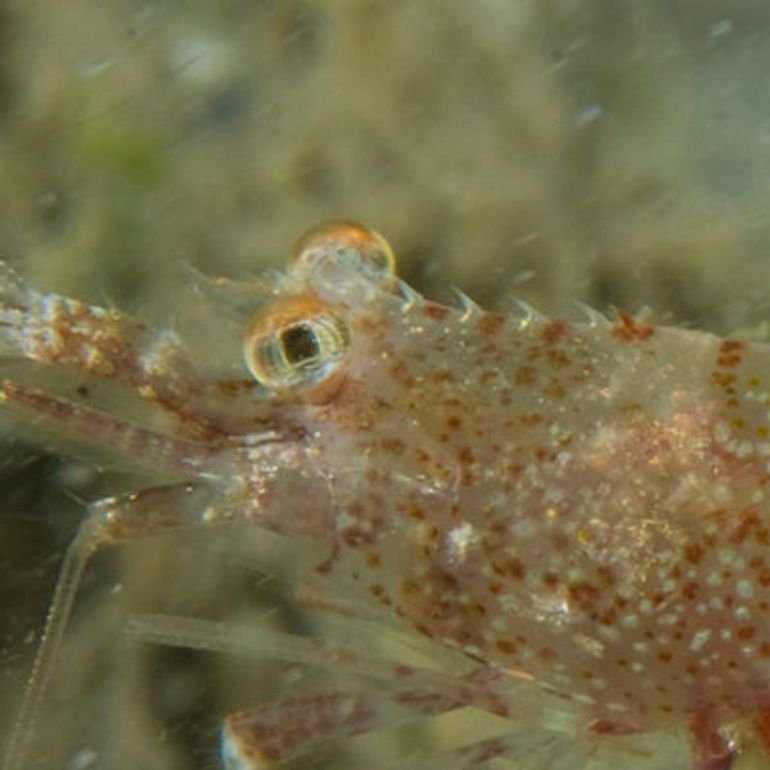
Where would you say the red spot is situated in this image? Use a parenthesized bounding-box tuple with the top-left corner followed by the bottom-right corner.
(596, 565, 615, 587)
(729, 510, 760, 544)
(423, 303, 450, 321)
(682, 582, 700, 600)
(540, 320, 567, 345)
(365, 551, 381, 567)
(542, 571, 560, 589)
(380, 437, 405, 454)
(477, 313, 504, 336)
(457, 446, 474, 464)
(568, 581, 599, 606)
(547, 349, 571, 368)
(589, 718, 637, 736)
(685, 544, 704, 564)
(611, 311, 654, 342)
(431, 368, 455, 383)
(717, 340, 744, 368)
(542, 378, 566, 399)
(478, 369, 497, 385)
(736, 625, 756, 640)
(514, 365, 537, 386)
(496, 558, 525, 580)
(537, 647, 556, 662)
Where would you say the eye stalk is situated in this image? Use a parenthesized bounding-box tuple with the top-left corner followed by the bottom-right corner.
(244, 294, 351, 402)
(290, 221, 397, 289)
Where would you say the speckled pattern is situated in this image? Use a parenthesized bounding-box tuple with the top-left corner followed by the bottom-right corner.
(5, 225, 770, 768)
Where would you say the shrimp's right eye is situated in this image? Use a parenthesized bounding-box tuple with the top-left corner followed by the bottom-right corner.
(244, 294, 350, 401)
(290, 220, 396, 289)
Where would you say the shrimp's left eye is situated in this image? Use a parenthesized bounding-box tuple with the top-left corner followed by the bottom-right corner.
(291, 220, 397, 289)
(244, 294, 350, 400)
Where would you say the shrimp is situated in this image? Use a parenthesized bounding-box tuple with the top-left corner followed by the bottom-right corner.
(2, 221, 770, 769)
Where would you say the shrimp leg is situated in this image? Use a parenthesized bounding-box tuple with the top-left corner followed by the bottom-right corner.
(2, 482, 233, 770)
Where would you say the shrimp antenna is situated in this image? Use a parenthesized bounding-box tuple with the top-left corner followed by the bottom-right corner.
(3, 514, 106, 770)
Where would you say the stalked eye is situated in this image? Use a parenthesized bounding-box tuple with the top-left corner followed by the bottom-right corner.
(244, 294, 350, 400)
(290, 221, 396, 289)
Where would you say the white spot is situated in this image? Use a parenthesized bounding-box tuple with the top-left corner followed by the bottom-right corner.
(498, 595, 521, 614)
(718, 549, 738, 567)
(736, 580, 754, 599)
(336, 511, 361, 534)
(598, 625, 620, 642)
(721, 629, 732, 641)
(447, 522, 478, 562)
(706, 571, 723, 588)
(544, 486, 565, 505)
(714, 421, 731, 445)
(511, 518, 537, 539)
(631, 662, 645, 673)
(574, 633, 604, 658)
(621, 614, 639, 629)
(735, 440, 754, 459)
(735, 606, 751, 620)
(659, 613, 679, 626)
(639, 599, 653, 615)
(632, 641, 648, 654)
(689, 629, 711, 652)
(491, 617, 507, 633)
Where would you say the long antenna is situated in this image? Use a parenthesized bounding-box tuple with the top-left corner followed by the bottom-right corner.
(3, 514, 106, 770)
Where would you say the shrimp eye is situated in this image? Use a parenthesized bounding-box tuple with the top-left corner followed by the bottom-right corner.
(291, 220, 396, 288)
(244, 294, 350, 399)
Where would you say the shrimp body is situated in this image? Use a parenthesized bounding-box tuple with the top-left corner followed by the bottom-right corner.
(2, 223, 770, 769)
(272, 268, 770, 758)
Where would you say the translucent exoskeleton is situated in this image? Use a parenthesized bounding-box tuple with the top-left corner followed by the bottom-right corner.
(6, 222, 770, 769)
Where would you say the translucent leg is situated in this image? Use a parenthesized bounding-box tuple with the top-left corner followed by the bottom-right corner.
(128, 614, 583, 769)
(2, 483, 231, 770)
(221, 704, 580, 770)
(126, 615, 536, 720)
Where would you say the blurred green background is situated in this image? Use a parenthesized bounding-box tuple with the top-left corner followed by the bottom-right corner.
(2, 2, 770, 768)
